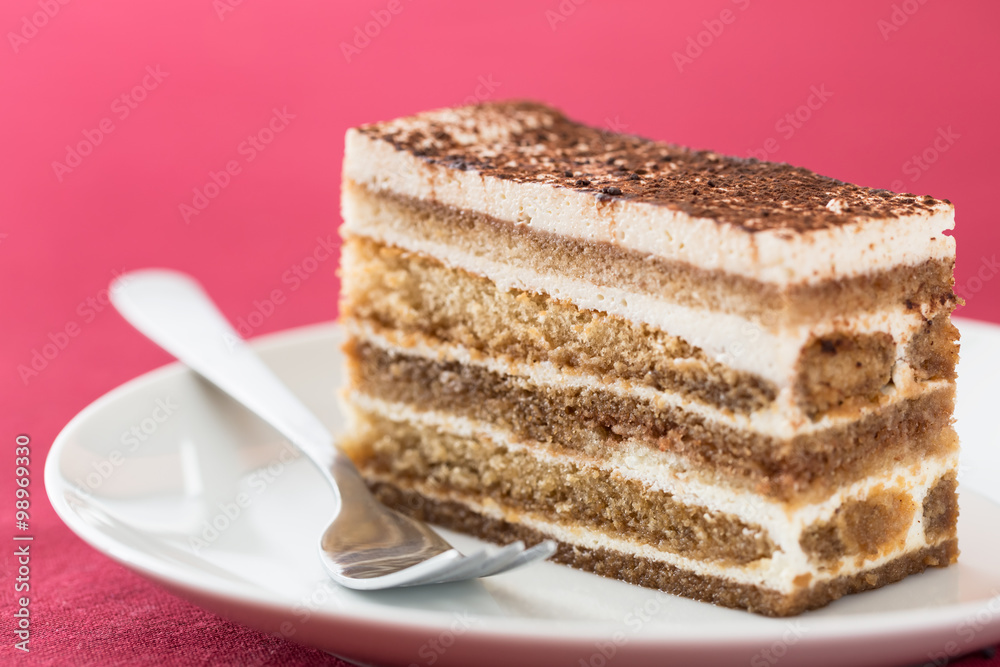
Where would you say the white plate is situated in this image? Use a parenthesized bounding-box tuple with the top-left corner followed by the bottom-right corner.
(46, 318, 1000, 667)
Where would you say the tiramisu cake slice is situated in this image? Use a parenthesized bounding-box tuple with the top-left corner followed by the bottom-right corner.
(337, 101, 960, 616)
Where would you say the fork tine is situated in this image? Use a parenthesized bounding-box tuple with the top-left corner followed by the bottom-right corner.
(406, 538, 554, 587)
(418, 548, 498, 585)
(463, 541, 528, 579)
(393, 548, 494, 587)
(478, 540, 557, 578)
(427, 542, 526, 584)
(330, 539, 558, 589)
(324, 548, 464, 591)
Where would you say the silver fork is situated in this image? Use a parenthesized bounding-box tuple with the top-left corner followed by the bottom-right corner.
(109, 269, 556, 590)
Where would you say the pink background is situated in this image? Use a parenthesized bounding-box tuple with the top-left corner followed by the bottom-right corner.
(2, 0, 998, 664)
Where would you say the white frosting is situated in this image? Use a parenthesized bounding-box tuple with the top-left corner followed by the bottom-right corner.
(347, 395, 957, 594)
(343, 129, 955, 286)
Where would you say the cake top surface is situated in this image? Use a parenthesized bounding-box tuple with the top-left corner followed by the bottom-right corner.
(355, 100, 952, 234)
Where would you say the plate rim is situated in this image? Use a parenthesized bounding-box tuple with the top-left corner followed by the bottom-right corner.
(44, 317, 1000, 648)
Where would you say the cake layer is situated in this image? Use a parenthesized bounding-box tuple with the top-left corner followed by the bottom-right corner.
(367, 480, 958, 617)
(343, 101, 955, 285)
(341, 235, 958, 418)
(344, 336, 958, 503)
(342, 179, 958, 328)
(340, 192, 957, 386)
(908, 312, 961, 382)
(341, 235, 776, 414)
(347, 407, 776, 565)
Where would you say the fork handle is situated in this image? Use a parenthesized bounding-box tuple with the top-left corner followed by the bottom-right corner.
(109, 269, 344, 480)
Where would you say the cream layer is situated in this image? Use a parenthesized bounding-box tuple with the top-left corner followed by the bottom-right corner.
(346, 396, 952, 595)
(343, 129, 955, 286)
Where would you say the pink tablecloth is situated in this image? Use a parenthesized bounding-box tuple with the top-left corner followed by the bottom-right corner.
(2, 0, 999, 664)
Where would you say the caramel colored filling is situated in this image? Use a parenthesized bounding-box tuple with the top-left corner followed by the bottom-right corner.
(922, 473, 960, 542)
(908, 312, 961, 382)
(795, 332, 896, 418)
(799, 487, 920, 566)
